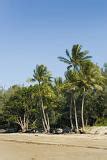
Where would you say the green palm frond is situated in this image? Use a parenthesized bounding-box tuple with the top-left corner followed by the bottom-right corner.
(58, 56, 71, 64)
(82, 56, 92, 60)
(65, 49, 71, 60)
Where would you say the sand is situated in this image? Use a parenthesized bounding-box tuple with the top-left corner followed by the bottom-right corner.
(0, 133, 107, 160)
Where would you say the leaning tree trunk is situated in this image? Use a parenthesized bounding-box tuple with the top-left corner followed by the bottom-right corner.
(42, 118, 47, 133)
(46, 112, 50, 133)
(81, 93, 85, 132)
(70, 95, 74, 131)
(73, 97, 79, 133)
(26, 116, 29, 131)
(40, 97, 49, 133)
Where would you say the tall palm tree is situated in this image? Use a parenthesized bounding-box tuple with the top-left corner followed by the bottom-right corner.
(65, 70, 79, 132)
(30, 64, 52, 133)
(78, 62, 104, 131)
(58, 44, 92, 132)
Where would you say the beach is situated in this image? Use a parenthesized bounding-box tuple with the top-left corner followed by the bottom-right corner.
(0, 133, 107, 160)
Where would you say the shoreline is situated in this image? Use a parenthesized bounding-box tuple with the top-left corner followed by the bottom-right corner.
(0, 133, 107, 160)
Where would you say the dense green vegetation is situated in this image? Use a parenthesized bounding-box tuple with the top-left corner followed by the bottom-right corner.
(0, 44, 107, 133)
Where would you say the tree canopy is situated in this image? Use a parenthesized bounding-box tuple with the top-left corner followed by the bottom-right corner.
(0, 44, 107, 133)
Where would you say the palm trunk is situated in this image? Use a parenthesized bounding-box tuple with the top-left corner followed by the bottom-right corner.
(81, 93, 85, 132)
(42, 118, 47, 133)
(85, 119, 88, 127)
(73, 98, 79, 133)
(40, 97, 49, 133)
(70, 95, 74, 131)
(46, 113, 50, 133)
(26, 117, 29, 131)
(38, 82, 49, 133)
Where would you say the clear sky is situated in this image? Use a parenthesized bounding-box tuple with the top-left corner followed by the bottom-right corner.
(0, 0, 107, 88)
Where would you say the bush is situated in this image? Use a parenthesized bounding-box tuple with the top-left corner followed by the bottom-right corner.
(95, 118, 107, 126)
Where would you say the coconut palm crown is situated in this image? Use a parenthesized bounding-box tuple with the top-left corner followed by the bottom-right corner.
(58, 44, 92, 71)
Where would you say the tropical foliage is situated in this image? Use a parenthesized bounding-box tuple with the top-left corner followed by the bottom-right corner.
(0, 44, 107, 133)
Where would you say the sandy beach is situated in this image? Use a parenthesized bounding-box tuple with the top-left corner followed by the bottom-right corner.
(0, 133, 107, 160)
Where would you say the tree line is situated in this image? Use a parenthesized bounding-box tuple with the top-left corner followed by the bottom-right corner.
(0, 44, 107, 133)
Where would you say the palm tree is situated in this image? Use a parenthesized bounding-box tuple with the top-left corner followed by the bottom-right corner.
(54, 77, 63, 95)
(30, 64, 52, 133)
(65, 70, 79, 132)
(32, 64, 52, 85)
(58, 44, 92, 71)
(78, 62, 104, 131)
(58, 44, 92, 132)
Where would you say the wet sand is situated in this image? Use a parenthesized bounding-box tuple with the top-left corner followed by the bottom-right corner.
(0, 134, 107, 160)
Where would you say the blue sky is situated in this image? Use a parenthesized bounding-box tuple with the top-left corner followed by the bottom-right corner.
(0, 0, 107, 88)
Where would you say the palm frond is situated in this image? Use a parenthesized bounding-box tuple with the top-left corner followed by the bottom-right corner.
(66, 49, 72, 61)
(58, 56, 71, 65)
(67, 65, 72, 70)
(82, 56, 92, 60)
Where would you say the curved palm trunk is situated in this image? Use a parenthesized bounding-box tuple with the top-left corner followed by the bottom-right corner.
(81, 93, 85, 132)
(70, 105, 74, 131)
(70, 95, 74, 131)
(46, 113, 50, 133)
(73, 98, 79, 133)
(40, 97, 50, 133)
(42, 118, 47, 133)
